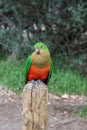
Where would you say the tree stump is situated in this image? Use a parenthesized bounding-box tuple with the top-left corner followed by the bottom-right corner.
(23, 81, 48, 130)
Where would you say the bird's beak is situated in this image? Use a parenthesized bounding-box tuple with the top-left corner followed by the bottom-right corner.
(35, 48, 40, 54)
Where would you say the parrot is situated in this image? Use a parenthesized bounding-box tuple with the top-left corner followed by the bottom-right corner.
(24, 42, 53, 85)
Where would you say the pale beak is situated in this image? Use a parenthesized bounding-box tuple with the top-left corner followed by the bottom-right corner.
(35, 48, 40, 54)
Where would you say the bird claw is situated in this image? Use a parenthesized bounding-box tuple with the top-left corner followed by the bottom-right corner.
(36, 80, 42, 86)
(31, 80, 36, 88)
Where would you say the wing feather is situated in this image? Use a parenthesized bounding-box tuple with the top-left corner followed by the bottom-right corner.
(46, 59, 54, 84)
(24, 55, 32, 83)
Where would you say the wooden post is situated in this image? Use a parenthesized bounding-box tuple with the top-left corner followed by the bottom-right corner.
(23, 81, 48, 130)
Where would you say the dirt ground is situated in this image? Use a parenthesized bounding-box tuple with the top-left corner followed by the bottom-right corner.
(0, 87, 87, 130)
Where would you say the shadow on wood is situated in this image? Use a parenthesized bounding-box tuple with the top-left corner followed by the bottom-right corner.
(23, 81, 48, 130)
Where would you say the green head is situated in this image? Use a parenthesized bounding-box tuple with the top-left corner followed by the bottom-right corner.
(34, 42, 49, 54)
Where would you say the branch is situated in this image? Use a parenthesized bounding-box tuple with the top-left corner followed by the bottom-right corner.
(12, 6, 22, 30)
(0, 13, 16, 29)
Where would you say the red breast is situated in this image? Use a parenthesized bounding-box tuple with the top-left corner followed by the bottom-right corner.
(27, 65, 50, 82)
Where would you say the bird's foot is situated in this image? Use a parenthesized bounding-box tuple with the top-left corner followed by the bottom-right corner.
(31, 80, 36, 88)
(36, 80, 42, 87)
(27, 80, 36, 88)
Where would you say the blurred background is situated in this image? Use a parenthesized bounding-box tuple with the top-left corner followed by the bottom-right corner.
(0, 0, 87, 95)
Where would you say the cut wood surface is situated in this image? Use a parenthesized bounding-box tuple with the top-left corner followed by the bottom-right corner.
(23, 81, 48, 130)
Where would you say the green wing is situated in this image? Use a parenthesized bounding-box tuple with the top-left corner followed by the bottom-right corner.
(24, 55, 32, 83)
(46, 59, 54, 84)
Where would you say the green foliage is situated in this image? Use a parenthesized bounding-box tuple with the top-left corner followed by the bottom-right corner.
(73, 106, 87, 119)
(0, 27, 33, 58)
(0, 0, 87, 59)
(0, 27, 19, 54)
(48, 69, 87, 96)
(53, 53, 87, 77)
(0, 58, 25, 93)
(80, 106, 87, 119)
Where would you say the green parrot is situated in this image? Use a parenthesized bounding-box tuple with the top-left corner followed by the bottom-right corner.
(24, 42, 53, 85)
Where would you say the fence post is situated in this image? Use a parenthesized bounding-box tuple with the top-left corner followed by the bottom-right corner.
(23, 81, 48, 130)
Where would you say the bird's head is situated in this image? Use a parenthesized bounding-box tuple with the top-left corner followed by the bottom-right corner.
(34, 42, 49, 55)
